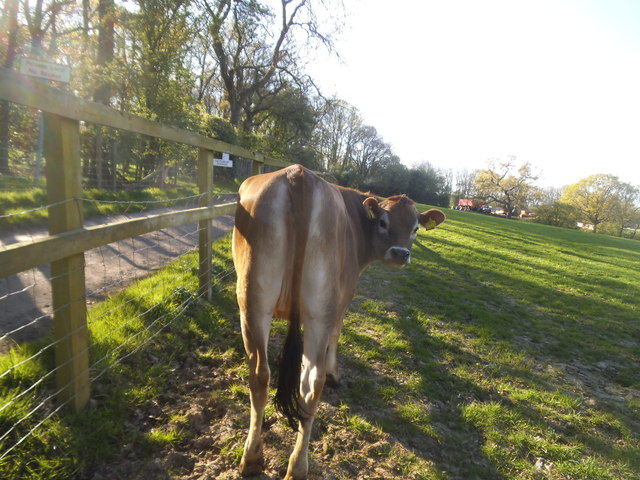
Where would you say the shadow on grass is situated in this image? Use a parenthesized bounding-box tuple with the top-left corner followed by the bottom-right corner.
(329, 316, 510, 479)
(325, 230, 639, 478)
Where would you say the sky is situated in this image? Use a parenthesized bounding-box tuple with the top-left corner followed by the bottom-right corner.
(306, 0, 640, 189)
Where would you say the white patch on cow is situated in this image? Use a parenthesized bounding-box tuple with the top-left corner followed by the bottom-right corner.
(300, 360, 321, 404)
(255, 182, 290, 309)
(383, 246, 411, 265)
(300, 185, 340, 315)
(383, 247, 394, 261)
(378, 211, 390, 234)
(409, 221, 419, 240)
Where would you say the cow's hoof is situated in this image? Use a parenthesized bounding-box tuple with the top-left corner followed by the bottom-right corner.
(239, 457, 264, 477)
(325, 373, 341, 389)
(283, 473, 307, 480)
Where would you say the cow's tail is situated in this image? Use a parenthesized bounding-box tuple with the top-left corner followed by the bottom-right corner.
(274, 165, 310, 431)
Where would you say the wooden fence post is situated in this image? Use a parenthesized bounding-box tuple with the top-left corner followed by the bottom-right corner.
(252, 154, 263, 176)
(44, 112, 90, 411)
(198, 148, 213, 301)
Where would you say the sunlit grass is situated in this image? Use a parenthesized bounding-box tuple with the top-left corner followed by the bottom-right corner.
(0, 181, 238, 228)
(0, 208, 638, 479)
(0, 239, 240, 479)
(336, 206, 639, 479)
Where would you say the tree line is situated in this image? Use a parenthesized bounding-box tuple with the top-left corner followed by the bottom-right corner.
(0, 0, 452, 206)
(2, 1, 637, 236)
(454, 158, 640, 239)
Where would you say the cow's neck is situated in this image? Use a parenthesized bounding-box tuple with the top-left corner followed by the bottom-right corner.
(337, 186, 378, 270)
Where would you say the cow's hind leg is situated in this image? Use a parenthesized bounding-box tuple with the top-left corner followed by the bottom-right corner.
(284, 322, 331, 480)
(238, 309, 272, 476)
(324, 314, 345, 388)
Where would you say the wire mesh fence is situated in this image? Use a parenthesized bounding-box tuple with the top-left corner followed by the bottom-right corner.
(0, 68, 290, 474)
(0, 192, 237, 465)
(2, 102, 265, 194)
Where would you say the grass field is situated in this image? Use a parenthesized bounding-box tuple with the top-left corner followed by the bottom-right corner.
(0, 206, 638, 479)
(0, 176, 239, 228)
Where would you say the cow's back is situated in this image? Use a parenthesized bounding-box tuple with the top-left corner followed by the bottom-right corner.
(232, 165, 350, 320)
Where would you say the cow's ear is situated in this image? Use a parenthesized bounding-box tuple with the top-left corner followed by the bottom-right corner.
(419, 209, 446, 230)
(363, 197, 381, 220)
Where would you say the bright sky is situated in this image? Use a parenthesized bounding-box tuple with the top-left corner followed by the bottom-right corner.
(307, 0, 640, 188)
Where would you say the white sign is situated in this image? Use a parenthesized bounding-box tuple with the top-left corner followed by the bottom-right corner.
(20, 57, 71, 83)
(214, 152, 233, 168)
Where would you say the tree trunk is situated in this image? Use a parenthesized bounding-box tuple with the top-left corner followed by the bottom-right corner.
(0, 100, 11, 175)
(111, 136, 118, 189)
(143, 137, 158, 179)
(95, 0, 115, 103)
(95, 126, 104, 188)
(0, 0, 19, 174)
(228, 94, 243, 127)
(93, 0, 115, 189)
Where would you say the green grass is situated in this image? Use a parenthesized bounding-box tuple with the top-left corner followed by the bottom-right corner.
(0, 175, 40, 191)
(334, 208, 639, 479)
(0, 207, 638, 479)
(0, 240, 242, 479)
(0, 179, 239, 228)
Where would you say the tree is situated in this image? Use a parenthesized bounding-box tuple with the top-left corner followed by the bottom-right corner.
(561, 174, 622, 234)
(535, 186, 563, 206)
(0, 0, 18, 174)
(189, 12, 221, 113)
(407, 162, 450, 205)
(0, 0, 20, 174)
(251, 87, 320, 168)
(92, 0, 116, 188)
(612, 182, 640, 237)
(0, 0, 80, 177)
(129, 0, 197, 180)
(1, 0, 79, 175)
(454, 168, 477, 198)
(201, 0, 339, 129)
(313, 99, 361, 171)
(350, 124, 396, 181)
(364, 163, 410, 197)
(533, 201, 578, 228)
(473, 157, 538, 218)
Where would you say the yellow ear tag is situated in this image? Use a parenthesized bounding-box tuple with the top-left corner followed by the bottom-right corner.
(367, 205, 377, 219)
(424, 218, 437, 230)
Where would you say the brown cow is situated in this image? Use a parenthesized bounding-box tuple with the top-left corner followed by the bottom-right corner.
(232, 164, 445, 479)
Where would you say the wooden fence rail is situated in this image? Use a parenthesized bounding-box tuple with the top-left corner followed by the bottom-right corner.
(0, 67, 289, 411)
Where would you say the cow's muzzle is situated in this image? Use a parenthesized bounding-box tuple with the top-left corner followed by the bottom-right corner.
(385, 246, 411, 266)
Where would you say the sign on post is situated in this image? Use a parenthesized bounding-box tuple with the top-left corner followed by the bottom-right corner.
(20, 57, 71, 83)
(214, 152, 233, 168)
(19, 58, 71, 187)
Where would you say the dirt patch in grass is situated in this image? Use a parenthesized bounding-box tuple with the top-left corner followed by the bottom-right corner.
(82, 341, 448, 480)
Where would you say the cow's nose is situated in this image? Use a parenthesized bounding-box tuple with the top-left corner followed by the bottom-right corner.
(390, 247, 411, 264)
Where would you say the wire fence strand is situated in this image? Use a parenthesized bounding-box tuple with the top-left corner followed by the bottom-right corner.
(0, 193, 237, 464)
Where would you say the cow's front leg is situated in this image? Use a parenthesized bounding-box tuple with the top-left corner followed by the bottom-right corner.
(285, 328, 329, 480)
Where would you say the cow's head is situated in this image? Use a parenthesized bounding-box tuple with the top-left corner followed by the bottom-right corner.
(363, 195, 445, 267)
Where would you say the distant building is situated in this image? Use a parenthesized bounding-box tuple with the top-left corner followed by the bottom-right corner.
(457, 199, 473, 210)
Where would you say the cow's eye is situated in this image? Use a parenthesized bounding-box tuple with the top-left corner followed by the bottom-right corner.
(413, 226, 419, 234)
(379, 219, 388, 230)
